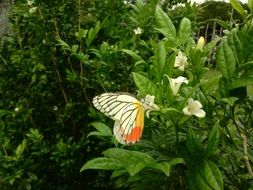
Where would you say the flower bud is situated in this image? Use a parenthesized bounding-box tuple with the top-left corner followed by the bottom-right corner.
(196, 36, 205, 50)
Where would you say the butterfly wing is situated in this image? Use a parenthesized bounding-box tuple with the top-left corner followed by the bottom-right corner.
(92, 93, 144, 144)
(93, 93, 138, 120)
(117, 102, 144, 144)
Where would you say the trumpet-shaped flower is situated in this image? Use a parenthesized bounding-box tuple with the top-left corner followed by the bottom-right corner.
(183, 98, 206, 118)
(174, 51, 188, 71)
(167, 76, 189, 96)
(134, 27, 142, 35)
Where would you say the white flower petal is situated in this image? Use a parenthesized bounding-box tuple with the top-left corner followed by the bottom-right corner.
(167, 76, 188, 96)
(193, 100, 203, 109)
(134, 27, 142, 35)
(183, 106, 192, 115)
(193, 109, 206, 118)
(183, 98, 205, 118)
(174, 51, 188, 71)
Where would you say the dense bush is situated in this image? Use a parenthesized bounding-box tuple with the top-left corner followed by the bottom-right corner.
(1, 0, 253, 189)
(0, 0, 138, 189)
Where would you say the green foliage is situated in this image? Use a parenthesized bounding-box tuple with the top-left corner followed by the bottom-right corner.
(155, 6, 177, 46)
(216, 42, 236, 80)
(81, 148, 184, 177)
(1, 0, 253, 189)
(83, 2, 253, 190)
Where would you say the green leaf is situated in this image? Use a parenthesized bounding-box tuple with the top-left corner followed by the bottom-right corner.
(0, 109, 12, 117)
(125, 162, 146, 176)
(228, 29, 243, 65)
(162, 51, 176, 77)
(220, 97, 239, 106)
(194, 171, 214, 190)
(103, 148, 155, 165)
(111, 170, 127, 178)
(86, 21, 100, 47)
(186, 128, 202, 155)
(75, 29, 88, 40)
(207, 19, 232, 30)
(80, 157, 123, 172)
(130, 0, 145, 16)
(249, 0, 253, 11)
(201, 70, 222, 93)
(151, 162, 171, 176)
(204, 37, 221, 55)
(188, 161, 223, 190)
(230, 65, 253, 89)
(155, 6, 177, 47)
(169, 157, 185, 166)
(71, 44, 79, 53)
(151, 158, 185, 177)
(160, 107, 180, 114)
(56, 38, 70, 51)
(205, 125, 220, 157)
(87, 122, 113, 138)
(216, 42, 236, 80)
(202, 160, 223, 190)
(230, 0, 247, 19)
(15, 139, 27, 158)
(103, 148, 156, 176)
(178, 18, 191, 45)
(121, 49, 144, 61)
(132, 72, 161, 103)
(230, 77, 253, 89)
(154, 40, 166, 81)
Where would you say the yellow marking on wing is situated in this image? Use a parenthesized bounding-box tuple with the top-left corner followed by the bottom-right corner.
(123, 104, 144, 143)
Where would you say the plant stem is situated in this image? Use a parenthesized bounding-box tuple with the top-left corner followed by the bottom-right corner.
(1, 145, 8, 156)
(0, 53, 7, 65)
(50, 48, 68, 104)
(241, 134, 253, 177)
(53, 20, 74, 73)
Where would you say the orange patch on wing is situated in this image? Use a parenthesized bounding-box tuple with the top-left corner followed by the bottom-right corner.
(123, 106, 144, 143)
(123, 127, 143, 143)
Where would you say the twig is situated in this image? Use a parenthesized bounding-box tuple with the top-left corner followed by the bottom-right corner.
(50, 48, 68, 104)
(241, 134, 253, 177)
(53, 21, 74, 73)
(0, 53, 7, 65)
(1, 145, 8, 156)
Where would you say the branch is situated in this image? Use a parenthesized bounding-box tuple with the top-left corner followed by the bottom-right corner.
(242, 134, 253, 177)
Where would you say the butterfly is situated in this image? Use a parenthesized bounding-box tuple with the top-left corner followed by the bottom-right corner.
(92, 93, 159, 144)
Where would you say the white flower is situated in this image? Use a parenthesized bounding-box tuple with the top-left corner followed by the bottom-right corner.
(133, 27, 142, 35)
(167, 76, 189, 96)
(124, 0, 131, 5)
(142, 95, 159, 118)
(174, 51, 188, 71)
(14, 107, 20, 112)
(29, 7, 38, 13)
(27, 0, 34, 6)
(53, 106, 58, 111)
(183, 98, 206, 118)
